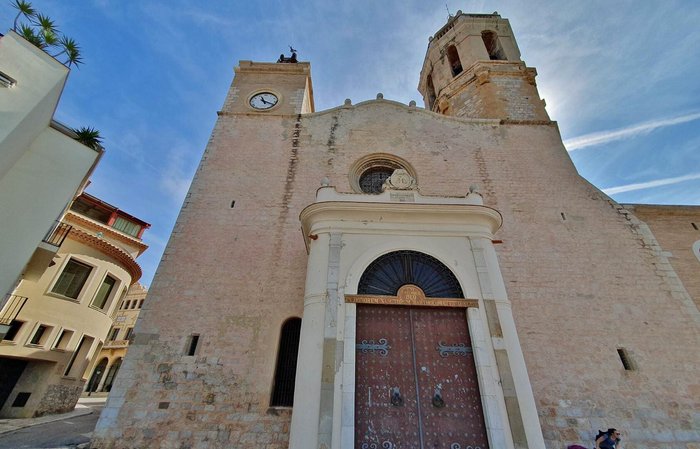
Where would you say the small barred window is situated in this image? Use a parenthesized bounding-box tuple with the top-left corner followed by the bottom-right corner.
(349, 154, 416, 194)
(359, 167, 394, 194)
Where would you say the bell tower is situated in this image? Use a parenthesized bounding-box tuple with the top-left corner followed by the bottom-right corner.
(418, 11, 549, 120)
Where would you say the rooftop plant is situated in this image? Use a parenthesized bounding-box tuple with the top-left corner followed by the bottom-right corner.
(11, 0, 82, 67)
(72, 127, 103, 150)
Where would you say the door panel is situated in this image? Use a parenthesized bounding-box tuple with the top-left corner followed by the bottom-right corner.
(413, 308, 489, 449)
(355, 306, 489, 449)
(356, 306, 420, 448)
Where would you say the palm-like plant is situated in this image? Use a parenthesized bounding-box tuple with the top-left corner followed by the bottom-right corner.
(55, 36, 82, 67)
(73, 127, 103, 150)
(11, 0, 34, 31)
(17, 23, 43, 48)
(9, 0, 83, 67)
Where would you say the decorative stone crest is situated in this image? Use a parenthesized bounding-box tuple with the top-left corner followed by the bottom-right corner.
(383, 169, 417, 191)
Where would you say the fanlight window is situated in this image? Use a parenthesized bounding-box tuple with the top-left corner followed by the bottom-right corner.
(359, 167, 394, 194)
(358, 250, 464, 298)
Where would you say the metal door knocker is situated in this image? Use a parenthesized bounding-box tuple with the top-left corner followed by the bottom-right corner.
(390, 387, 403, 406)
(432, 385, 445, 408)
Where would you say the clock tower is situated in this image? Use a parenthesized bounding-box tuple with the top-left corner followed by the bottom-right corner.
(221, 60, 314, 116)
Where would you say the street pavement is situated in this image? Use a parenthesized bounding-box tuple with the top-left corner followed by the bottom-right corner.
(0, 397, 104, 449)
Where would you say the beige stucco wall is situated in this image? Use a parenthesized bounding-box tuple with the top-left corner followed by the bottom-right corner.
(0, 232, 135, 418)
(85, 283, 148, 395)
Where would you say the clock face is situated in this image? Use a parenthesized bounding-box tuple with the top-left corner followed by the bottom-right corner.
(249, 92, 279, 110)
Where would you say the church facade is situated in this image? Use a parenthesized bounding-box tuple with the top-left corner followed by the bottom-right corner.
(92, 12, 700, 449)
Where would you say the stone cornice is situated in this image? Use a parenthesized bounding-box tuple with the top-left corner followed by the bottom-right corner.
(300, 200, 502, 249)
(67, 228, 142, 283)
(64, 211, 148, 255)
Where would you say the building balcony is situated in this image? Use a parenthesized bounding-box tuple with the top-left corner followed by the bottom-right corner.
(103, 339, 129, 349)
(21, 221, 72, 282)
(0, 294, 28, 339)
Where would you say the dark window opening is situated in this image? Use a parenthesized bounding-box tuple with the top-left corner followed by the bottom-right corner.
(64, 335, 90, 376)
(426, 74, 437, 110)
(270, 318, 302, 407)
(102, 358, 122, 392)
(124, 328, 134, 342)
(617, 348, 635, 371)
(2, 320, 23, 341)
(86, 357, 108, 393)
(359, 167, 394, 194)
(52, 259, 92, 299)
(54, 329, 71, 349)
(481, 31, 506, 60)
(30, 325, 48, 345)
(186, 334, 200, 356)
(70, 196, 112, 224)
(108, 328, 119, 341)
(446, 45, 463, 76)
(358, 250, 464, 298)
(12, 392, 31, 407)
(91, 275, 116, 309)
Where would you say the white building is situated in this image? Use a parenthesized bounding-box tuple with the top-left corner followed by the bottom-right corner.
(0, 30, 102, 328)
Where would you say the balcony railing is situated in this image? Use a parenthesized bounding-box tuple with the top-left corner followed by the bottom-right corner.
(0, 294, 28, 326)
(43, 221, 72, 247)
(103, 339, 129, 349)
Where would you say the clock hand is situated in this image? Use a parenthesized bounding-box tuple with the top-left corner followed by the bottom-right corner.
(260, 97, 271, 105)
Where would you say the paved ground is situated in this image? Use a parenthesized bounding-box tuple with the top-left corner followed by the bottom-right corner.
(0, 398, 104, 449)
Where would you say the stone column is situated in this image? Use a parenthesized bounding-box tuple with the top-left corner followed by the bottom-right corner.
(289, 232, 331, 449)
(480, 240, 546, 449)
(468, 307, 514, 449)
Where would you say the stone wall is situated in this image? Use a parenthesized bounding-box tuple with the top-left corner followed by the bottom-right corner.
(35, 382, 83, 417)
(625, 204, 700, 311)
(92, 99, 700, 448)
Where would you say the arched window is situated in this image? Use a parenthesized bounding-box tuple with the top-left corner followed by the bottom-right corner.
(426, 74, 437, 110)
(481, 31, 506, 60)
(446, 45, 463, 76)
(358, 250, 464, 298)
(86, 357, 109, 393)
(350, 154, 415, 195)
(102, 358, 122, 392)
(359, 167, 394, 194)
(270, 318, 302, 407)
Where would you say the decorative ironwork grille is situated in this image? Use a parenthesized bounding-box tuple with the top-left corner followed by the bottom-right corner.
(270, 317, 302, 407)
(359, 167, 394, 194)
(358, 251, 464, 298)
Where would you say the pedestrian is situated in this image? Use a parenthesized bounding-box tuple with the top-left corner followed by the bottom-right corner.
(595, 428, 621, 449)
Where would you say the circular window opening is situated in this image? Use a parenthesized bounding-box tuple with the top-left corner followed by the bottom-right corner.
(359, 167, 394, 194)
(349, 154, 417, 194)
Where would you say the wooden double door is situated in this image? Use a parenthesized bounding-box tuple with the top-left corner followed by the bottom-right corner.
(355, 305, 489, 449)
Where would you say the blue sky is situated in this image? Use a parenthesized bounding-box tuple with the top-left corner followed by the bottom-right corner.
(3, 1, 699, 286)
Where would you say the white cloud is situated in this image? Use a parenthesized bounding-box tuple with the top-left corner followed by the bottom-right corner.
(159, 147, 194, 204)
(564, 112, 700, 152)
(602, 172, 700, 195)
